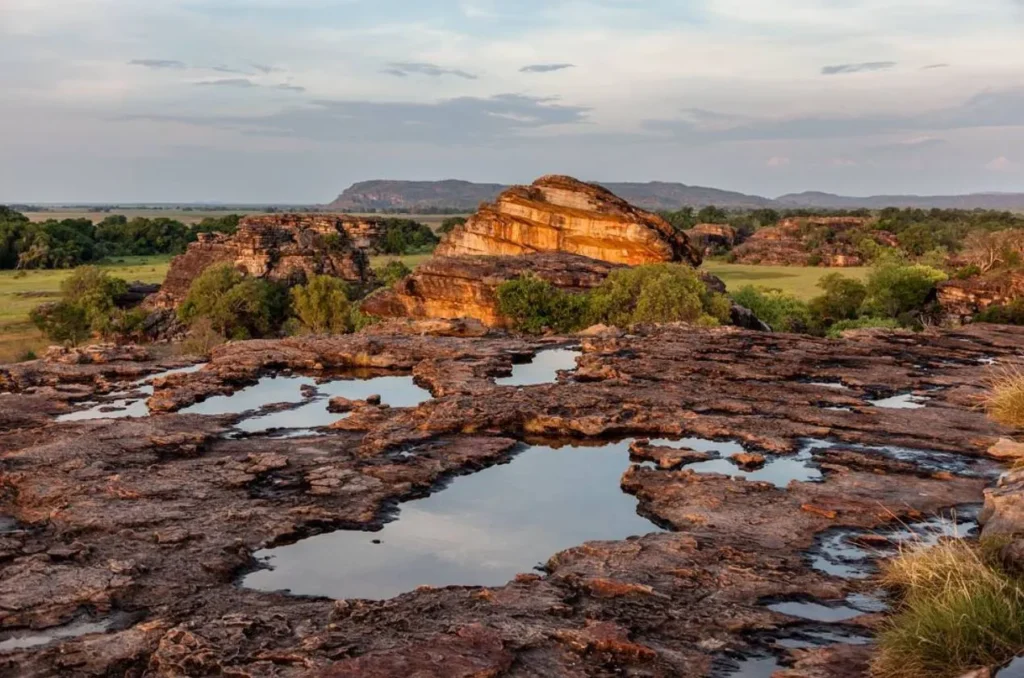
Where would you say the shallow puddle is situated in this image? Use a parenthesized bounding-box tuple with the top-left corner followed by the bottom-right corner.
(0, 516, 16, 533)
(495, 348, 581, 387)
(681, 439, 830, 488)
(0, 613, 131, 653)
(767, 600, 865, 623)
(228, 375, 432, 435)
(243, 440, 661, 600)
(56, 364, 206, 422)
(775, 629, 871, 649)
(869, 393, 928, 409)
(998, 657, 1024, 677)
(719, 656, 782, 677)
(809, 381, 848, 390)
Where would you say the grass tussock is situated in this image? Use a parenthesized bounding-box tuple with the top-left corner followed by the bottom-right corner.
(872, 538, 1024, 678)
(986, 364, 1024, 429)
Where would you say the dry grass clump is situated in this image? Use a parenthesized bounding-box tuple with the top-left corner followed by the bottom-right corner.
(986, 364, 1024, 429)
(872, 538, 1024, 678)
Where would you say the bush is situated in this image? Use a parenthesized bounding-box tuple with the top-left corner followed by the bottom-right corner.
(30, 266, 130, 344)
(731, 286, 815, 334)
(826, 317, 901, 338)
(808, 273, 868, 326)
(496, 275, 591, 334)
(178, 264, 288, 339)
(180, 317, 226, 356)
(374, 260, 412, 287)
(986, 366, 1024, 429)
(379, 219, 440, 255)
(290, 275, 352, 334)
(861, 260, 947, 320)
(873, 538, 1024, 678)
(976, 299, 1024, 326)
(588, 264, 731, 328)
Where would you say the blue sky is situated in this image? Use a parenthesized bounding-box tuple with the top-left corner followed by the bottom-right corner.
(1, 0, 1022, 202)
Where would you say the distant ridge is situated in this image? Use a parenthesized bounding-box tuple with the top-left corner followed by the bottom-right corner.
(327, 179, 775, 212)
(326, 179, 1024, 212)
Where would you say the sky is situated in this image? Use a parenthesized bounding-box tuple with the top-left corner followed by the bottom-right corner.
(1, 0, 1023, 203)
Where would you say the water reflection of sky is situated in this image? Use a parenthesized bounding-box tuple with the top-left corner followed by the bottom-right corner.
(56, 364, 205, 422)
(244, 440, 662, 600)
(495, 349, 581, 387)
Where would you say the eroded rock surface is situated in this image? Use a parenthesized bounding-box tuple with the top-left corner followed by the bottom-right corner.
(1, 323, 1022, 677)
(937, 270, 1024, 322)
(731, 217, 896, 267)
(436, 175, 703, 266)
(147, 214, 374, 310)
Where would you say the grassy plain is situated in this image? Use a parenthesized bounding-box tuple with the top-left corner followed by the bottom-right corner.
(0, 256, 171, 362)
(702, 261, 870, 300)
(25, 209, 461, 229)
(0, 256, 868, 363)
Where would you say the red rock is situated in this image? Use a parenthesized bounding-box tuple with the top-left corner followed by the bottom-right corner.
(731, 452, 767, 470)
(731, 217, 890, 267)
(937, 270, 1024, 322)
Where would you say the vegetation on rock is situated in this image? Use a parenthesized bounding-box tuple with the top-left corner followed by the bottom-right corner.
(29, 266, 145, 344)
(378, 218, 440, 255)
(987, 366, 1024, 429)
(290, 275, 354, 334)
(177, 264, 288, 340)
(374, 260, 413, 287)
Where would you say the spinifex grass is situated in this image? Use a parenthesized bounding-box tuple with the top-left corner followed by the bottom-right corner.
(872, 538, 1024, 678)
(986, 364, 1024, 429)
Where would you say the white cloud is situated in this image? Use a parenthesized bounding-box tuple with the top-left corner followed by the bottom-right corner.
(766, 156, 791, 168)
(985, 156, 1019, 171)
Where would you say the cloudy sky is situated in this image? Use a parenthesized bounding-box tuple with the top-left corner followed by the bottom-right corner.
(2, 0, 1023, 203)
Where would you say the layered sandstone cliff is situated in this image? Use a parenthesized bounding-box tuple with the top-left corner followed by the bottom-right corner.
(361, 254, 620, 327)
(436, 176, 702, 267)
(148, 215, 373, 309)
(684, 223, 737, 256)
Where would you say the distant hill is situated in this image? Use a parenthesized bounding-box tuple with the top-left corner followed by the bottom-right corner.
(327, 180, 1024, 213)
(327, 179, 776, 212)
(777, 191, 1024, 212)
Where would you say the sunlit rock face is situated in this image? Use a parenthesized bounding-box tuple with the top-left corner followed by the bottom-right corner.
(730, 216, 895, 267)
(436, 175, 703, 267)
(937, 271, 1024, 322)
(147, 214, 375, 309)
(362, 253, 619, 327)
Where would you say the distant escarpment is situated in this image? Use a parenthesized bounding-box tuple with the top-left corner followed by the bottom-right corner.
(362, 253, 620, 327)
(328, 179, 776, 212)
(148, 214, 374, 309)
(730, 216, 897, 267)
(436, 175, 702, 267)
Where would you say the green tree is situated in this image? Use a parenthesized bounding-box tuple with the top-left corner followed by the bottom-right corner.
(496, 275, 591, 334)
(862, 260, 947, 320)
(731, 286, 815, 334)
(290, 275, 352, 334)
(808, 273, 867, 326)
(438, 217, 467, 235)
(697, 205, 729, 224)
(374, 260, 413, 287)
(588, 264, 731, 328)
(178, 264, 288, 339)
(30, 266, 131, 343)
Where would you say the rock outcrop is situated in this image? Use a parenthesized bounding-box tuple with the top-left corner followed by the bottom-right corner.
(148, 215, 374, 309)
(731, 217, 894, 267)
(684, 223, 737, 256)
(436, 176, 702, 267)
(937, 270, 1024, 322)
(362, 254, 619, 327)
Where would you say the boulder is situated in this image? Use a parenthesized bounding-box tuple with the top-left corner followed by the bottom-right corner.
(361, 253, 620, 327)
(147, 215, 373, 309)
(731, 216, 890, 267)
(436, 175, 702, 266)
(685, 223, 737, 256)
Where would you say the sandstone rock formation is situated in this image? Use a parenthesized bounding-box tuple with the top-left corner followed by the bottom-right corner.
(362, 253, 619, 327)
(731, 217, 894, 267)
(148, 215, 374, 309)
(937, 270, 1024, 322)
(684, 223, 737, 256)
(436, 176, 702, 267)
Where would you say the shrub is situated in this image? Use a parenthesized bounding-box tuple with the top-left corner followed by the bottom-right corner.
(731, 286, 814, 334)
(861, 261, 947, 320)
(976, 299, 1024, 326)
(986, 366, 1024, 428)
(30, 266, 129, 344)
(588, 264, 731, 328)
(178, 264, 288, 339)
(17, 349, 37, 362)
(873, 538, 1024, 678)
(374, 260, 412, 287)
(496, 275, 591, 334)
(179, 316, 226, 356)
(290, 275, 352, 334)
(379, 219, 440, 255)
(826, 317, 901, 338)
(348, 309, 380, 333)
(808, 273, 867, 326)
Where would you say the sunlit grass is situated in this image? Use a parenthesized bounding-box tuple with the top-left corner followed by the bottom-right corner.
(986, 364, 1024, 429)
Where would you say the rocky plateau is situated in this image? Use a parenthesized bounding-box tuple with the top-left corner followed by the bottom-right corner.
(1, 321, 1023, 677)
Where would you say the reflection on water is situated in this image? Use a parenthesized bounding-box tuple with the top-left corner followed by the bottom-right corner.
(495, 349, 581, 387)
(682, 439, 831, 488)
(0, 614, 130, 653)
(998, 657, 1024, 677)
(869, 393, 928, 409)
(243, 440, 661, 600)
(767, 600, 865, 623)
(721, 656, 782, 677)
(56, 364, 206, 422)
(225, 375, 432, 434)
(0, 516, 16, 533)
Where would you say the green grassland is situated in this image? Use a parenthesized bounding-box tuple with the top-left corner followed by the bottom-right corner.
(0, 255, 866, 363)
(25, 209, 463, 229)
(0, 256, 172, 362)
